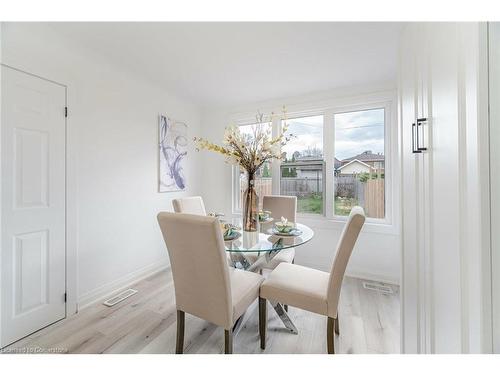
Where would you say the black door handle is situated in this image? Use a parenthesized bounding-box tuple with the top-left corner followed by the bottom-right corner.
(416, 117, 428, 151)
(412, 122, 422, 154)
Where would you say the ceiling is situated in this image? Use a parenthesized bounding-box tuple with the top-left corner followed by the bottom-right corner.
(48, 22, 404, 109)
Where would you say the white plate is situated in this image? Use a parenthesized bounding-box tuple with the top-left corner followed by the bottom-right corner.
(268, 228, 303, 237)
(259, 217, 274, 223)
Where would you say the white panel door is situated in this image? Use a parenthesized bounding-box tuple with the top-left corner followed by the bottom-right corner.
(400, 25, 422, 354)
(427, 23, 462, 353)
(401, 23, 472, 353)
(1, 66, 66, 347)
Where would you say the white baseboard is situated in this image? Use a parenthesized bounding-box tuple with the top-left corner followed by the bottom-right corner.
(345, 269, 400, 286)
(77, 260, 170, 311)
(76, 258, 398, 312)
(297, 259, 400, 286)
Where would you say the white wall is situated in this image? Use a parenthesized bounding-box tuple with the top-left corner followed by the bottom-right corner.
(1, 23, 203, 308)
(201, 85, 401, 284)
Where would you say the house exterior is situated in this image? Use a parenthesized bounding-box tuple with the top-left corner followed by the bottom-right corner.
(337, 159, 374, 174)
(282, 156, 323, 178)
(339, 150, 385, 173)
(281, 151, 384, 177)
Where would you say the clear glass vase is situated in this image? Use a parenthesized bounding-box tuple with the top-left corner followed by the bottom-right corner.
(243, 172, 260, 232)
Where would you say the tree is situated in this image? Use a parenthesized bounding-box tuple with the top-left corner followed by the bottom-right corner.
(358, 172, 370, 183)
(302, 146, 323, 158)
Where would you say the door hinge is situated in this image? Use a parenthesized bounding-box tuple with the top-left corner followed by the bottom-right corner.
(64, 292, 67, 303)
(65, 106, 68, 118)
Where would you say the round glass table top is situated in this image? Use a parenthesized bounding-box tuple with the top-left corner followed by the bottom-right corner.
(224, 221, 314, 253)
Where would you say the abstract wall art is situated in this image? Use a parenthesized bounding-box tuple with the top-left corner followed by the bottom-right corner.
(158, 114, 188, 192)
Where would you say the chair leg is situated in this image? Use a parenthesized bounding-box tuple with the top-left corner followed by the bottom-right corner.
(327, 317, 335, 354)
(259, 297, 267, 350)
(176, 310, 185, 354)
(334, 316, 340, 335)
(284, 258, 295, 312)
(224, 329, 233, 354)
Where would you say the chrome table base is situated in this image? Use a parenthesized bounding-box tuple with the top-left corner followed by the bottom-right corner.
(229, 249, 298, 336)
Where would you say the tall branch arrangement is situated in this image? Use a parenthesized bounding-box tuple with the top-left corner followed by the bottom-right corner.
(194, 107, 293, 176)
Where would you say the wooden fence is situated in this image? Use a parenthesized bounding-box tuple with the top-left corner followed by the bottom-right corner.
(334, 175, 385, 218)
(239, 175, 384, 218)
(363, 178, 385, 218)
(280, 177, 323, 197)
(335, 175, 364, 206)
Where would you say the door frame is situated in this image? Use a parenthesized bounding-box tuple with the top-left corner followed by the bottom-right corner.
(487, 22, 500, 353)
(0, 64, 78, 347)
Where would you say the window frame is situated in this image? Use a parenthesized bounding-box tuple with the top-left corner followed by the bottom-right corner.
(230, 92, 397, 233)
(329, 102, 392, 225)
(279, 113, 326, 216)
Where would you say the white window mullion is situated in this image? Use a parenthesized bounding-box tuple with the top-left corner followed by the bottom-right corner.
(271, 116, 281, 195)
(232, 165, 241, 214)
(324, 111, 335, 219)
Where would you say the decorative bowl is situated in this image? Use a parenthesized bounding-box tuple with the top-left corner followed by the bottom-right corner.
(224, 231, 241, 241)
(258, 210, 272, 222)
(209, 212, 225, 218)
(221, 223, 241, 240)
(274, 221, 295, 234)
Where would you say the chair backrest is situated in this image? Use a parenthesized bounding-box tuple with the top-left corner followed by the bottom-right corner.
(172, 196, 207, 216)
(326, 206, 366, 317)
(157, 212, 233, 329)
(263, 195, 297, 223)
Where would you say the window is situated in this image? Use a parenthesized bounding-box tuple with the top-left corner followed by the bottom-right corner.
(334, 108, 385, 218)
(280, 115, 324, 214)
(236, 122, 272, 210)
(230, 98, 392, 226)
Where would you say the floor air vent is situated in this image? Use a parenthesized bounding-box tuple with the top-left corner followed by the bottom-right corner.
(362, 282, 393, 294)
(103, 289, 138, 307)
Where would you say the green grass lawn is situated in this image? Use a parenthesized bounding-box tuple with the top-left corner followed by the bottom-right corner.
(296, 195, 358, 215)
(297, 194, 323, 214)
(334, 197, 358, 216)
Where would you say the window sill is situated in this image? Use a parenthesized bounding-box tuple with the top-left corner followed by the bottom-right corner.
(297, 215, 398, 235)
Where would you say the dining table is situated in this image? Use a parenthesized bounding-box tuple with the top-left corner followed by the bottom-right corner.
(222, 218, 314, 336)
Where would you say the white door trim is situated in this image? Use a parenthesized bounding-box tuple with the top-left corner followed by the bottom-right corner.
(0, 64, 78, 347)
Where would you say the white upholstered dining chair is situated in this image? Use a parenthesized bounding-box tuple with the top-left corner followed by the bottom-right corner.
(157, 212, 265, 354)
(172, 196, 207, 215)
(172, 195, 233, 266)
(259, 206, 366, 354)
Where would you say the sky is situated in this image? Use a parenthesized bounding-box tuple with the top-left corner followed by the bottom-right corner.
(282, 109, 384, 161)
(334, 108, 385, 160)
(282, 115, 323, 159)
(239, 108, 385, 161)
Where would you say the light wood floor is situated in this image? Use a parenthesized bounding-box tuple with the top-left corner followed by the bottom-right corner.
(6, 269, 400, 354)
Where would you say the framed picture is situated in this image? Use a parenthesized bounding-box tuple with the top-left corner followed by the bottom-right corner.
(158, 114, 188, 192)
